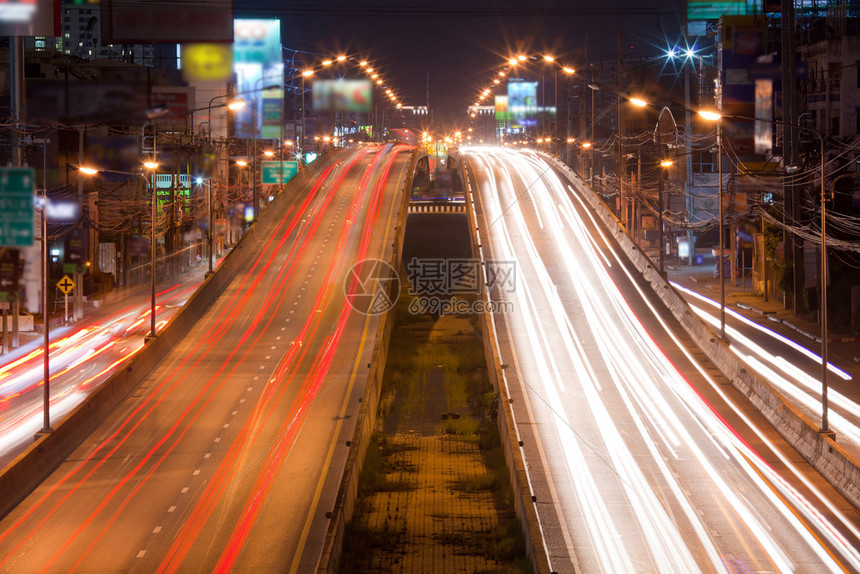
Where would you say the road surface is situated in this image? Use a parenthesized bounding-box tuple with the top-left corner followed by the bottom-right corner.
(0, 143, 412, 573)
(463, 146, 860, 573)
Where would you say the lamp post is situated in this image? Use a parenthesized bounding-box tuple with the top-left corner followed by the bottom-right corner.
(144, 160, 159, 340)
(39, 164, 56, 435)
(204, 177, 214, 277)
(235, 159, 248, 228)
(206, 97, 245, 143)
(588, 79, 596, 185)
(658, 158, 673, 274)
(698, 111, 728, 340)
(79, 161, 160, 340)
(301, 70, 314, 163)
(700, 109, 832, 435)
(653, 106, 681, 275)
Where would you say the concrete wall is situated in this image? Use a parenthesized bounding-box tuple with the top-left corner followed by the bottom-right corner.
(541, 151, 860, 510)
(460, 156, 554, 574)
(0, 152, 345, 520)
(317, 148, 417, 573)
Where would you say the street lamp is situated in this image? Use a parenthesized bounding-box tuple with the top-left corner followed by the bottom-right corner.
(301, 69, 314, 160)
(143, 160, 159, 340)
(207, 97, 244, 142)
(696, 110, 728, 341)
(658, 157, 674, 275)
(80, 162, 160, 340)
(699, 109, 833, 436)
(652, 106, 682, 275)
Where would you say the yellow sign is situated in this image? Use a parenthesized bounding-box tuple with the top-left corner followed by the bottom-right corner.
(181, 44, 233, 82)
(57, 275, 75, 295)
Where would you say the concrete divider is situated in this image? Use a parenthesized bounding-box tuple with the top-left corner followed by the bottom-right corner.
(539, 151, 860, 510)
(317, 147, 417, 573)
(0, 152, 345, 520)
(459, 157, 553, 574)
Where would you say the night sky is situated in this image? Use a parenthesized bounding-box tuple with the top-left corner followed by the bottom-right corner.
(235, 1, 685, 129)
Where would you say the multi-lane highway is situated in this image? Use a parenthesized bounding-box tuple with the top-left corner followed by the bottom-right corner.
(0, 144, 412, 572)
(0, 280, 204, 467)
(463, 147, 860, 573)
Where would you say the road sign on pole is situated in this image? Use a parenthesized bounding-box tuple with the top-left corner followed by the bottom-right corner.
(261, 161, 298, 184)
(57, 275, 75, 324)
(0, 167, 35, 247)
(57, 275, 75, 294)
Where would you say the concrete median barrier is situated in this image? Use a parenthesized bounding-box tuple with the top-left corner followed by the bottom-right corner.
(458, 156, 553, 574)
(316, 147, 417, 573)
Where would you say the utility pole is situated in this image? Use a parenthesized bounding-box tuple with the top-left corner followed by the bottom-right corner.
(618, 32, 624, 221)
(782, 0, 803, 313)
(684, 64, 695, 266)
(10, 36, 24, 348)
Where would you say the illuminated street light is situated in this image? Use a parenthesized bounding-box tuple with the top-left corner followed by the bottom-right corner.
(236, 159, 248, 167)
(142, 160, 159, 340)
(563, 67, 575, 74)
(629, 97, 648, 108)
(698, 107, 833, 436)
(543, 55, 554, 62)
(698, 110, 721, 121)
(79, 166, 98, 175)
(227, 100, 245, 111)
(302, 69, 314, 77)
(263, 150, 274, 158)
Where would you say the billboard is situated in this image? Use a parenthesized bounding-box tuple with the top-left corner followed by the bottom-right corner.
(103, 0, 234, 44)
(312, 80, 372, 113)
(181, 44, 233, 82)
(494, 81, 552, 128)
(27, 80, 148, 124)
(234, 19, 283, 139)
(0, 0, 55, 37)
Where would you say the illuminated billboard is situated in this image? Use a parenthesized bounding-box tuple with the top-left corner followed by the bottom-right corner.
(0, 0, 55, 36)
(495, 81, 553, 128)
(508, 81, 538, 127)
(685, 0, 781, 35)
(182, 44, 233, 82)
(312, 80, 373, 113)
(234, 19, 283, 138)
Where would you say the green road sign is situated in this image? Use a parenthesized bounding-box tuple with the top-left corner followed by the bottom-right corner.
(0, 167, 35, 247)
(261, 161, 299, 185)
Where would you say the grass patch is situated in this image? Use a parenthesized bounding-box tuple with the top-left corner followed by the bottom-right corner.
(441, 415, 480, 436)
(358, 434, 417, 496)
